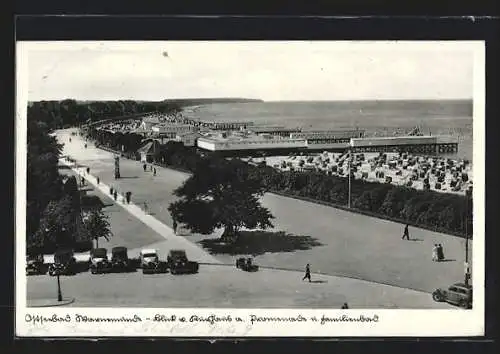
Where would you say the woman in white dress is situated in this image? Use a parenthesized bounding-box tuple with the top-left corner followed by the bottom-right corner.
(432, 244, 438, 262)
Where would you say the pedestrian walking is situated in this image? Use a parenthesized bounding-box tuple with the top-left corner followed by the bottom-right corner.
(80, 176, 85, 187)
(302, 263, 311, 282)
(144, 201, 148, 214)
(437, 244, 445, 261)
(125, 191, 132, 204)
(143, 163, 147, 172)
(432, 244, 438, 261)
(173, 219, 178, 235)
(69, 137, 72, 142)
(110, 186, 114, 195)
(341, 303, 349, 309)
(113, 190, 118, 201)
(86, 167, 90, 175)
(402, 224, 410, 240)
(84, 143, 87, 149)
(153, 168, 156, 176)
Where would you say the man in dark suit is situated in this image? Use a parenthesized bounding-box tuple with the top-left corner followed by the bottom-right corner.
(302, 263, 311, 282)
(402, 224, 410, 240)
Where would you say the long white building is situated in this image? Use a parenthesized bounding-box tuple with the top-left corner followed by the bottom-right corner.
(197, 133, 307, 152)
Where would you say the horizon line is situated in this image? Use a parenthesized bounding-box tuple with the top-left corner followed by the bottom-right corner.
(27, 97, 473, 103)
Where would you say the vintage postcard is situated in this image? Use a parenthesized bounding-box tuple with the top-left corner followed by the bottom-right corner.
(16, 41, 485, 337)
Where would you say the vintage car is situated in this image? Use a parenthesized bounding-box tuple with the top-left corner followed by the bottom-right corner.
(111, 246, 135, 272)
(48, 249, 77, 276)
(236, 257, 259, 272)
(89, 248, 112, 274)
(140, 249, 168, 274)
(432, 282, 472, 309)
(167, 249, 199, 275)
(26, 254, 47, 276)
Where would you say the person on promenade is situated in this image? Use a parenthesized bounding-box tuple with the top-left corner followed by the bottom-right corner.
(110, 186, 114, 195)
(69, 137, 72, 142)
(144, 201, 148, 214)
(173, 219, 178, 235)
(86, 167, 90, 175)
(143, 163, 147, 172)
(84, 143, 87, 149)
(302, 263, 311, 282)
(437, 244, 445, 261)
(153, 168, 157, 176)
(432, 244, 438, 261)
(402, 224, 410, 240)
(341, 303, 349, 309)
(125, 191, 132, 204)
(113, 190, 118, 201)
(80, 176, 85, 187)
(96, 176, 100, 185)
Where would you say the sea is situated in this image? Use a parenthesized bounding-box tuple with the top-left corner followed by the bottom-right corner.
(183, 100, 473, 161)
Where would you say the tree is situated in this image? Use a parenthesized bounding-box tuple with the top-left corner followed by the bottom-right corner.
(26, 120, 63, 239)
(34, 196, 75, 250)
(168, 158, 274, 243)
(81, 208, 112, 248)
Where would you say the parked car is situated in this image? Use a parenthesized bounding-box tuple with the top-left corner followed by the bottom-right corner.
(167, 250, 199, 275)
(111, 246, 135, 272)
(26, 254, 47, 276)
(48, 249, 77, 276)
(432, 282, 472, 309)
(236, 257, 259, 272)
(89, 248, 112, 274)
(140, 249, 168, 274)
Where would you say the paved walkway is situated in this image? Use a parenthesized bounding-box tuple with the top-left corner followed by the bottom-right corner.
(55, 128, 471, 293)
(27, 265, 453, 309)
(59, 157, 220, 264)
(27, 297, 75, 307)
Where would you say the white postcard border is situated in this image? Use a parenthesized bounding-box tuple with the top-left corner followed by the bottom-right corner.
(15, 41, 486, 337)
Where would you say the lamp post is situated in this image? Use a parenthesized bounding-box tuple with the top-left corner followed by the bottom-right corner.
(56, 226, 66, 302)
(347, 140, 354, 209)
(47, 226, 64, 302)
(464, 188, 472, 286)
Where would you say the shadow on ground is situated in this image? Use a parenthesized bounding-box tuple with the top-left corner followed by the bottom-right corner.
(81, 195, 108, 210)
(198, 230, 324, 256)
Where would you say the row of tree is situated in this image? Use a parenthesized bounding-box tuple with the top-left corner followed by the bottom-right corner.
(262, 169, 473, 237)
(156, 144, 472, 238)
(28, 100, 182, 130)
(27, 118, 112, 254)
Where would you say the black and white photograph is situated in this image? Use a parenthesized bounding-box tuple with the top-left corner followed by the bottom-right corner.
(16, 41, 485, 337)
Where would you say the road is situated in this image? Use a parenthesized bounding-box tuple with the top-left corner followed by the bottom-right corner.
(54, 128, 470, 294)
(27, 266, 452, 309)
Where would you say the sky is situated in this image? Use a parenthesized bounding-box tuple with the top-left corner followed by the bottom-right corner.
(22, 41, 477, 101)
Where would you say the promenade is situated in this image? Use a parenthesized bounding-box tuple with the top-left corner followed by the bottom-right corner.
(56, 128, 470, 294)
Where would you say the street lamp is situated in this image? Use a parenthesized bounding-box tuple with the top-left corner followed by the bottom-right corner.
(347, 140, 354, 209)
(464, 188, 472, 286)
(46, 226, 64, 302)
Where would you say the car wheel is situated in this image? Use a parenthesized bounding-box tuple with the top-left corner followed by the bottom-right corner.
(458, 299, 469, 309)
(432, 292, 442, 302)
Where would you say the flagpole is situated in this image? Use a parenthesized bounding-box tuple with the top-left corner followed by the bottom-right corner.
(348, 140, 353, 209)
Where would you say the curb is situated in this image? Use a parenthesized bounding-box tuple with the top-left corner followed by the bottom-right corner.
(28, 297, 75, 307)
(86, 142, 469, 240)
(197, 262, 435, 295)
(59, 157, 221, 265)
